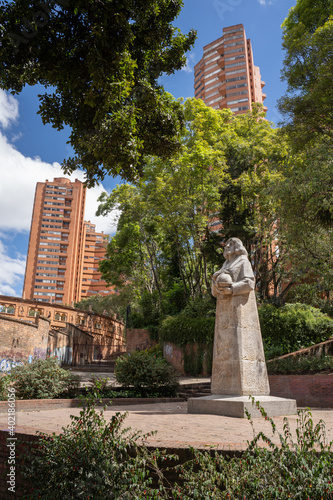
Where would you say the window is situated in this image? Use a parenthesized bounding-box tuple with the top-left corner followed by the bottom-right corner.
(204, 41, 222, 53)
(229, 105, 249, 112)
(34, 292, 56, 297)
(0, 304, 15, 314)
(223, 34, 242, 41)
(205, 75, 218, 84)
(206, 97, 221, 105)
(224, 41, 243, 48)
(35, 285, 56, 290)
(226, 75, 247, 83)
(225, 68, 246, 76)
(205, 68, 220, 78)
(225, 48, 244, 55)
(225, 55, 245, 62)
(227, 98, 248, 105)
(226, 83, 247, 90)
(205, 90, 219, 99)
(226, 91, 248, 97)
(225, 61, 246, 69)
(28, 309, 40, 317)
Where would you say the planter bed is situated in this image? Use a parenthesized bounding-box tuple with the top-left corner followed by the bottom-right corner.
(0, 397, 186, 413)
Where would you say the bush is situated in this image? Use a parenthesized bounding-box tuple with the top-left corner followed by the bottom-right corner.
(0, 373, 11, 400)
(8, 357, 79, 400)
(267, 354, 333, 374)
(259, 303, 333, 359)
(286, 283, 333, 318)
(159, 314, 215, 346)
(171, 401, 333, 499)
(22, 397, 172, 499)
(114, 351, 179, 397)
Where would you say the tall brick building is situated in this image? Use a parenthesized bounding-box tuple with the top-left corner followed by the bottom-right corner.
(22, 177, 113, 305)
(194, 24, 267, 114)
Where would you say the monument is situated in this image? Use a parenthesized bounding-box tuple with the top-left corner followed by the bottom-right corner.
(188, 237, 297, 418)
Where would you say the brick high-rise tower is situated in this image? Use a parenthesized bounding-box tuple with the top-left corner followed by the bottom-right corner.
(194, 24, 267, 114)
(23, 177, 112, 305)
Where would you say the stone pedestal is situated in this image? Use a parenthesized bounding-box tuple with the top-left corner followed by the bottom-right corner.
(188, 395, 297, 418)
(211, 291, 270, 395)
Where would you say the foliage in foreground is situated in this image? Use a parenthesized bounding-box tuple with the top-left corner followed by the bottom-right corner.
(21, 395, 172, 499)
(2, 357, 79, 400)
(0, 0, 196, 185)
(21, 396, 333, 499)
(172, 402, 333, 499)
(114, 350, 179, 397)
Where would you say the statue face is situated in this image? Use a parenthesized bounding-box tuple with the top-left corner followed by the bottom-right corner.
(224, 239, 235, 258)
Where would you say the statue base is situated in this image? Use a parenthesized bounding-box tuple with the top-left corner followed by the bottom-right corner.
(187, 394, 297, 419)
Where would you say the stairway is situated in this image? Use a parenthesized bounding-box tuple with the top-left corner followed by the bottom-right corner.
(178, 382, 211, 399)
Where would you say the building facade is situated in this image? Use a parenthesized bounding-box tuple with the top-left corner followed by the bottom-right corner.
(22, 177, 113, 305)
(194, 24, 266, 114)
(0, 295, 125, 368)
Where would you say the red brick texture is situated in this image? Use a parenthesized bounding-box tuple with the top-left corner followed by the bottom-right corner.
(126, 329, 157, 353)
(269, 374, 333, 408)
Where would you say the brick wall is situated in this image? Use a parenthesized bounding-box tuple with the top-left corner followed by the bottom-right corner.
(126, 329, 157, 353)
(269, 374, 333, 408)
(163, 342, 212, 376)
(0, 315, 49, 368)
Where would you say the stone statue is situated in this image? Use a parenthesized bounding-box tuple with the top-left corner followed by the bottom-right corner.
(211, 237, 270, 396)
(187, 237, 297, 417)
(212, 238, 255, 298)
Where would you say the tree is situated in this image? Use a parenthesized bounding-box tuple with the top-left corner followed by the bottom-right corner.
(273, 142, 333, 293)
(275, 0, 333, 295)
(97, 99, 230, 311)
(278, 0, 333, 145)
(0, 0, 196, 186)
(97, 99, 289, 313)
(214, 103, 290, 301)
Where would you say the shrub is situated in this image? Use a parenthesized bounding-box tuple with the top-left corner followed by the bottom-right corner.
(9, 357, 79, 399)
(267, 354, 333, 374)
(21, 397, 173, 499)
(159, 314, 215, 346)
(286, 283, 333, 318)
(114, 351, 179, 397)
(259, 303, 333, 359)
(0, 373, 11, 401)
(172, 401, 333, 499)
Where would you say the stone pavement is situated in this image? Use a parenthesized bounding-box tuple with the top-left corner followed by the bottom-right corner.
(1, 375, 333, 451)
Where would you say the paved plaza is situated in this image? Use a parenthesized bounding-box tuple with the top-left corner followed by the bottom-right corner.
(1, 374, 333, 452)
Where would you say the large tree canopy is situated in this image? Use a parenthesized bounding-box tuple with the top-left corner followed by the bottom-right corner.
(278, 0, 333, 144)
(97, 99, 289, 311)
(0, 0, 195, 186)
(276, 0, 333, 294)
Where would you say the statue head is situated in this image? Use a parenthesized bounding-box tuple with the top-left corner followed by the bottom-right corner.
(223, 238, 248, 260)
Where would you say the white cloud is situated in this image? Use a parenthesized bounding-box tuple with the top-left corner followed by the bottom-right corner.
(258, 0, 274, 5)
(0, 240, 26, 296)
(0, 91, 118, 296)
(0, 90, 19, 129)
(0, 132, 116, 234)
(182, 53, 196, 74)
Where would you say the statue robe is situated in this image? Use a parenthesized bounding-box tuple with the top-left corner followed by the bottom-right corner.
(211, 254, 270, 396)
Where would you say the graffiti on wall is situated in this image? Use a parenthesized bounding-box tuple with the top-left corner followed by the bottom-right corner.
(0, 359, 23, 373)
(33, 347, 47, 359)
(47, 346, 73, 365)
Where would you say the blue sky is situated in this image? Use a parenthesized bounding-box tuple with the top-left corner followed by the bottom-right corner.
(0, 0, 296, 297)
